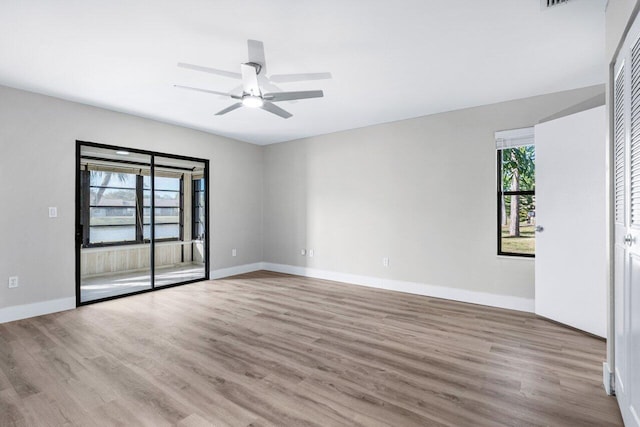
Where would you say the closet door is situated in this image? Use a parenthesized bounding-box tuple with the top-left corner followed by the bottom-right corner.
(613, 16, 640, 427)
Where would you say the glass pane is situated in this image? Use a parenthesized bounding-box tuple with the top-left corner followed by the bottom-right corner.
(80, 145, 152, 304)
(155, 190, 180, 207)
(154, 157, 206, 288)
(90, 207, 136, 226)
(89, 226, 136, 243)
(155, 177, 181, 191)
(143, 176, 180, 191)
(501, 146, 535, 192)
(90, 171, 136, 188)
(144, 224, 179, 240)
(500, 195, 535, 255)
(194, 221, 205, 240)
(143, 190, 180, 208)
(157, 207, 179, 223)
(194, 179, 205, 241)
(90, 188, 136, 206)
(143, 208, 179, 224)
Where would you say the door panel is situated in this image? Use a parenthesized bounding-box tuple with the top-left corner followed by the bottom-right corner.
(153, 155, 207, 288)
(614, 246, 626, 395)
(614, 60, 629, 401)
(629, 33, 640, 427)
(631, 253, 640, 425)
(614, 14, 640, 427)
(79, 145, 152, 303)
(534, 106, 607, 337)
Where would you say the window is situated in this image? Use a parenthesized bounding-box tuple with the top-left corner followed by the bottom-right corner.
(143, 176, 182, 240)
(82, 169, 183, 246)
(496, 128, 535, 257)
(193, 178, 206, 240)
(88, 171, 138, 244)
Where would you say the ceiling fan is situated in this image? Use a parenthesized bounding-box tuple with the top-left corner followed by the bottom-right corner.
(175, 40, 330, 119)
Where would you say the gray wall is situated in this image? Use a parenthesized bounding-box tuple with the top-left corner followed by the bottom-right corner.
(606, 0, 639, 63)
(0, 84, 263, 310)
(0, 81, 608, 313)
(263, 85, 604, 300)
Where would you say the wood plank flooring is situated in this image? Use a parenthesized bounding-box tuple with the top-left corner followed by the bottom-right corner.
(0, 271, 623, 426)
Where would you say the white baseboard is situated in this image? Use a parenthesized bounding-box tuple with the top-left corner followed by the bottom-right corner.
(210, 262, 265, 279)
(0, 262, 533, 324)
(603, 362, 614, 395)
(0, 263, 266, 324)
(262, 263, 535, 313)
(0, 297, 76, 324)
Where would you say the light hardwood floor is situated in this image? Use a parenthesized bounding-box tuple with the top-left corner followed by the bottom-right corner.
(0, 271, 623, 426)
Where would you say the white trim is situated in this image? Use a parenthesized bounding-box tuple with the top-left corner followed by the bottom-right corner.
(0, 297, 75, 324)
(0, 263, 534, 324)
(496, 255, 535, 261)
(0, 262, 265, 324)
(603, 362, 614, 395)
(262, 263, 535, 313)
(210, 262, 265, 279)
(495, 127, 535, 149)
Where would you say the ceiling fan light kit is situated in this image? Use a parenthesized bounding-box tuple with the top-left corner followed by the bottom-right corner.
(175, 40, 330, 119)
(242, 95, 264, 108)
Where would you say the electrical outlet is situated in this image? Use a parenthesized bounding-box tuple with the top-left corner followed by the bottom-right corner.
(8, 276, 18, 288)
(308, 249, 314, 257)
(48, 207, 57, 218)
(232, 248, 237, 257)
(301, 249, 306, 256)
(383, 257, 389, 267)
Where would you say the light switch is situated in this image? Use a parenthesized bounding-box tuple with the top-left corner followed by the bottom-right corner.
(48, 207, 57, 218)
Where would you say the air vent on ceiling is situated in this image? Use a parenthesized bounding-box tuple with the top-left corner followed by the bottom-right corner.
(542, 0, 569, 8)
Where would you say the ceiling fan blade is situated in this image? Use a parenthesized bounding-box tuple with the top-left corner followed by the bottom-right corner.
(264, 90, 324, 102)
(260, 101, 292, 119)
(177, 62, 241, 79)
(240, 63, 261, 96)
(174, 84, 236, 98)
(269, 72, 332, 83)
(215, 103, 243, 116)
(247, 40, 267, 74)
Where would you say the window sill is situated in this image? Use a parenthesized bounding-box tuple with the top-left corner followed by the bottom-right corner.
(82, 240, 199, 253)
(496, 255, 535, 261)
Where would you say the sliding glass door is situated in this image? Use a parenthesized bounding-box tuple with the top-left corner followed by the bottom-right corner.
(153, 155, 207, 287)
(76, 142, 209, 305)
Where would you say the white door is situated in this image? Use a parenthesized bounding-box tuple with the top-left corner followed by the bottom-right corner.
(613, 14, 640, 427)
(534, 106, 607, 338)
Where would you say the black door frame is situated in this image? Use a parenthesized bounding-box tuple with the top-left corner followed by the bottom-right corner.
(75, 140, 210, 306)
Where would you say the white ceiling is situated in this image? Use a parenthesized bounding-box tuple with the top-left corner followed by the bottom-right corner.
(0, 0, 606, 145)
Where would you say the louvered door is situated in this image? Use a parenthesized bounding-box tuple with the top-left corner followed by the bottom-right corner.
(613, 15, 640, 427)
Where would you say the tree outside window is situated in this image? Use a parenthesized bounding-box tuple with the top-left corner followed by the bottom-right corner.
(498, 145, 535, 256)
